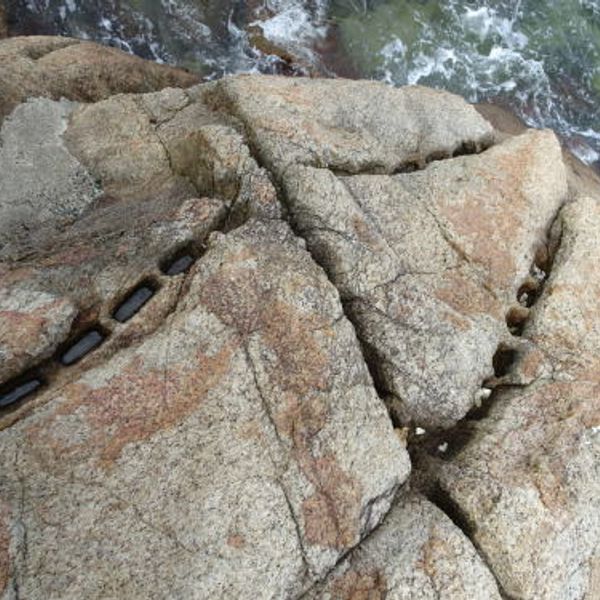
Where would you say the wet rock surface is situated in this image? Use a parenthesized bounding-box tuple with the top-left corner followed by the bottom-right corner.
(0, 44, 598, 599)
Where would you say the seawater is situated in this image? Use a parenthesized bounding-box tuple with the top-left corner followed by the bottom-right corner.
(8, 0, 600, 166)
(327, 0, 600, 166)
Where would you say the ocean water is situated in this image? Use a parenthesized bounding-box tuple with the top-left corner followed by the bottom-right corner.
(327, 0, 600, 166)
(7, 0, 600, 166)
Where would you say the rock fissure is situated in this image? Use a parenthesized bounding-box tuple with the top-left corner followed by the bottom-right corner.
(208, 99, 404, 428)
(425, 483, 516, 600)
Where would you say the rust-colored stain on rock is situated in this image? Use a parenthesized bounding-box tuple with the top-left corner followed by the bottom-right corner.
(227, 534, 246, 549)
(200, 251, 363, 551)
(330, 569, 387, 600)
(477, 382, 600, 513)
(26, 342, 236, 468)
(302, 454, 362, 550)
(418, 526, 457, 594)
(434, 270, 503, 320)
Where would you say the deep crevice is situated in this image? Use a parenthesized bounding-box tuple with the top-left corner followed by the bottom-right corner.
(426, 484, 516, 599)
(426, 483, 475, 537)
(329, 140, 493, 178)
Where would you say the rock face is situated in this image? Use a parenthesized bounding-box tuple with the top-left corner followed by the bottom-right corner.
(0, 220, 408, 599)
(306, 494, 502, 600)
(0, 50, 598, 600)
(213, 76, 568, 428)
(436, 197, 600, 600)
(0, 36, 199, 123)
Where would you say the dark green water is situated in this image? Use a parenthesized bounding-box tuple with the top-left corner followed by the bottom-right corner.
(6, 0, 600, 165)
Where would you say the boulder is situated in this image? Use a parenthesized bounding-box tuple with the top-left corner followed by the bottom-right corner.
(0, 220, 409, 599)
(214, 76, 568, 428)
(0, 36, 199, 123)
(436, 197, 600, 599)
(0, 69, 598, 600)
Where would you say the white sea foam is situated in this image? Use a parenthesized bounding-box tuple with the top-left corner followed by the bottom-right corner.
(250, 0, 329, 63)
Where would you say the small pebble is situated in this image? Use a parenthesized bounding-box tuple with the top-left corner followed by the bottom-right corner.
(164, 255, 194, 276)
(61, 330, 104, 366)
(113, 286, 155, 322)
(0, 379, 42, 408)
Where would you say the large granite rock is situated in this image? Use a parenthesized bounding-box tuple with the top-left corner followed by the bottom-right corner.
(436, 197, 600, 599)
(0, 36, 199, 123)
(0, 220, 409, 599)
(0, 61, 598, 599)
(214, 76, 568, 428)
(212, 75, 496, 176)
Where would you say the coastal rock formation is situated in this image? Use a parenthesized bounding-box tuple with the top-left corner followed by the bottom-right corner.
(0, 36, 199, 123)
(0, 40, 598, 599)
(435, 197, 600, 599)
(0, 220, 408, 598)
(305, 494, 503, 599)
(213, 76, 567, 428)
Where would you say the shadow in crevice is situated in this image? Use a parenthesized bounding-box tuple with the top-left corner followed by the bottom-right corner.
(426, 482, 475, 537)
(492, 345, 519, 378)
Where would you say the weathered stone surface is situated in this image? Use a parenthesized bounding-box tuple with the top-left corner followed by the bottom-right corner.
(65, 84, 281, 219)
(213, 74, 495, 176)
(437, 197, 600, 599)
(0, 36, 199, 123)
(0, 287, 76, 385)
(0, 98, 100, 260)
(0, 93, 229, 397)
(306, 494, 502, 600)
(0, 220, 409, 599)
(526, 196, 600, 378)
(283, 130, 566, 428)
(0, 67, 598, 600)
(215, 76, 568, 428)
